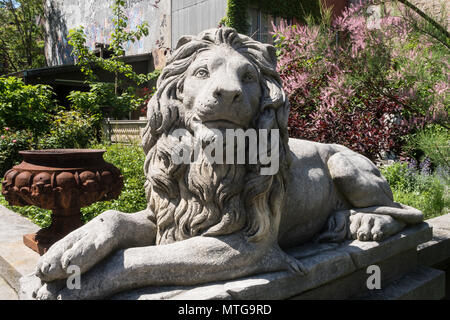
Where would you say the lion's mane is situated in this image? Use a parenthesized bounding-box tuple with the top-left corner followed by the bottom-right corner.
(142, 28, 291, 245)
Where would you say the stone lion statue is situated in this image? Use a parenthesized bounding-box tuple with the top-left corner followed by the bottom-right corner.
(32, 28, 423, 299)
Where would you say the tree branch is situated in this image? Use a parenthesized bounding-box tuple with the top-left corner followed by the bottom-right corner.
(396, 0, 450, 45)
(0, 38, 18, 72)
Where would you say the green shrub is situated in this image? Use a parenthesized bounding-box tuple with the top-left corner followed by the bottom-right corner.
(381, 162, 449, 219)
(37, 110, 98, 149)
(381, 161, 417, 191)
(0, 142, 147, 227)
(405, 124, 450, 169)
(0, 202, 52, 228)
(80, 142, 147, 222)
(0, 129, 34, 176)
(0, 77, 60, 135)
(68, 82, 144, 121)
(274, 2, 449, 161)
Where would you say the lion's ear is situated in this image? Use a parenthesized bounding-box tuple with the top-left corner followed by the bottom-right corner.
(265, 44, 278, 67)
(175, 36, 194, 50)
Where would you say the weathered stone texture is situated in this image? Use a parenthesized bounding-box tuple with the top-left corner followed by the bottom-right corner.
(110, 223, 432, 300)
(0, 205, 39, 293)
(418, 214, 450, 267)
(356, 266, 445, 300)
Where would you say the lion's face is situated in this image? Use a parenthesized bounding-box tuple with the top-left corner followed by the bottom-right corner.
(143, 28, 289, 245)
(182, 46, 262, 130)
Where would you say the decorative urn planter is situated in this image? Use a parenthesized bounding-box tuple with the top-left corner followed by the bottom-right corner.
(1, 149, 123, 255)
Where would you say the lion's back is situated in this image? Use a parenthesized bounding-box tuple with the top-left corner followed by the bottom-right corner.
(287, 138, 349, 162)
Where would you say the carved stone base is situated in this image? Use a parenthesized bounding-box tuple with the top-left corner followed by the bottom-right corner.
(110, 223, 443, 300)
(18, 223, 446, 300)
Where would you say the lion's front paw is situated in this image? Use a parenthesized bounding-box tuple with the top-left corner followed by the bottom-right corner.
(35, 212, 120, 282)
(349, 213, 405, 242)
(34, 280, 66, 300)
(35, 229, 86, 282)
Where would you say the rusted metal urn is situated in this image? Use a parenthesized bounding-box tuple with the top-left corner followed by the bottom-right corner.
(1, 149, 123, 255)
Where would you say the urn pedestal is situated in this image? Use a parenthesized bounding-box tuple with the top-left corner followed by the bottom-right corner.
(1, 149, 123, 255)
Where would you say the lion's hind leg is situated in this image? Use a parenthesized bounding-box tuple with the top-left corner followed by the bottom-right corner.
(327, 149, 395, 208)
(318, 150, 423, 242)
(327, 150, 423, 223)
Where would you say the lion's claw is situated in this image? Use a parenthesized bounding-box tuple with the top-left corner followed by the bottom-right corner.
(350, 213, 405, 242)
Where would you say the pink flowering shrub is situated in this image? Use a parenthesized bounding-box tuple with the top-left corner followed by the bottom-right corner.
(273, 1, 449, 161)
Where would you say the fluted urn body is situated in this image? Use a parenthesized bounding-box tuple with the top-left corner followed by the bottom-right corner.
(2, 149, 123, 254)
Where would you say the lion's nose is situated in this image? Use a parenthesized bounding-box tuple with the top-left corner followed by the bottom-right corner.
(213, 83, 242, 105)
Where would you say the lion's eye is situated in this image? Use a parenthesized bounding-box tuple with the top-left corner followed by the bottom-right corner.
(194, 68, 209, 79)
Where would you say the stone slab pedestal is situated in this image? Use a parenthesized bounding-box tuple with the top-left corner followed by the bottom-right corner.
(356, 266, 444, 300)
(109, 222, 443, 300)
(14, 215, 449, 300)
(418, 214, 450, 299)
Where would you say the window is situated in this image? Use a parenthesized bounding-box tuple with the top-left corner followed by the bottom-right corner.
(247, 8, 293, 44)
(247, 8, 276, 44)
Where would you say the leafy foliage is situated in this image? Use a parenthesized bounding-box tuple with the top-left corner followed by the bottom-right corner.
(68, 27, 157, 87)
(0, 0, 46, 74)
(68, 0, 159, 88)
(0, 77, 60, 135)
(67, 0, 159, 121)
(0, 78, 97, 176)
(404, 125, 449, 171)
(394, 0, 450, 49)
(37, 110, 97, 150)
(273, 1, 449, 161)
(67, 82, 145, 121)
(109, 0, 152, 58)
(223, 0, 250, 33)
(81, 143, 147, 222)
(0, 128, 34, 176)
(381, 162, 449, 219)
(0, 108, 97, 177)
